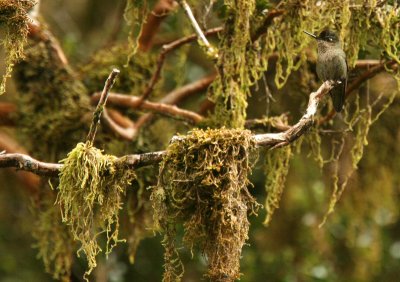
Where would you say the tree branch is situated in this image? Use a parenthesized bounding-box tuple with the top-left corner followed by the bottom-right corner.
(0, 133, 41, 193)
(108, 75, 215, 140)
(102, 109, 137, 141)
(138, 0, 178, 52)
(92, 92, 204, 124)
(178, 0, 217, 58)
(0, 151, 166, 177)
(0, 153, 62, 177)
(0, 81, 335, 176)
(86, 69, 120, 143)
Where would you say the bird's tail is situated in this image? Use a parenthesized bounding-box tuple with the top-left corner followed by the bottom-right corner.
(330, 78, 346, 112)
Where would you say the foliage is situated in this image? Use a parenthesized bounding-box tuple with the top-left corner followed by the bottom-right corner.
(152, 128, 260, 281)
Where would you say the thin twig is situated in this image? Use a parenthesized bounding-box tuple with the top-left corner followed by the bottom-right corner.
(100, 75, 214, 141)
(86, 69, 120, 144)
(178, 0, 217, 58)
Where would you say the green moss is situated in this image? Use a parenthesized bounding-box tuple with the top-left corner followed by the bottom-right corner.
(13, 35, 91, 160)
(57, 142, 136, 280)
(208, 0, 256, 128)
(152, 128, 260, 281)
(0, 0, 34, 95)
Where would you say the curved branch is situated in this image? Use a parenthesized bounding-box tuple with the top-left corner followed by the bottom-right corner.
(92, 92, 204, 123)
(110, 75, 215, 140)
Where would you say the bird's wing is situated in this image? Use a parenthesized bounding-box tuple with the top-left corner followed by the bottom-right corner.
(329, 53, 347, 112)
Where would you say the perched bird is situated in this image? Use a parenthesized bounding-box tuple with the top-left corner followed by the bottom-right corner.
(304, 29, 347, 112)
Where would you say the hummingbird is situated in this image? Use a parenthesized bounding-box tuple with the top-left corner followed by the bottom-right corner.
(303, 29, 347, 112)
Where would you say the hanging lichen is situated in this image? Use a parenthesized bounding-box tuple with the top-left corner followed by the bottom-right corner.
(32, 192, 74, 282)
(57, 142, 136, 280)
(253, 1, 400, 89)
(0, 0, 34, 95)
(13, 32, 91, 159)
(321, 85, 398, 225)
(208, 0, 256, 128)
(152, 128, 260, 281)
(263, 146, 292, 226)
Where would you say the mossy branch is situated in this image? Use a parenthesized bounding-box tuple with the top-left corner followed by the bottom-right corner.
(86, 68, 120, 144)
(1, 81, 337, 177)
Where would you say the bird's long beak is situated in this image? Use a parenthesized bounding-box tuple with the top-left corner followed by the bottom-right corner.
(303, 30, 317, 39)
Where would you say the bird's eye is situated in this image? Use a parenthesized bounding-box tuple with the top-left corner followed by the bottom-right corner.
(328, 37, 333, 42)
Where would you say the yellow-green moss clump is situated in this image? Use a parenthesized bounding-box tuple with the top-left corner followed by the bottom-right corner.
(0, 0, 34, 95)
(57, 142, 136, 280)
(32, 192, 74, 282)
(152, 128, 260, 281)
(14, 35, 91, 160)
